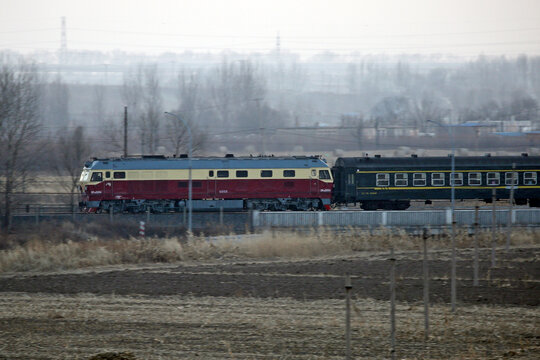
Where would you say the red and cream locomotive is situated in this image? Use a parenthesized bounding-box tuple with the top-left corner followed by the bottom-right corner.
(79, 155, 333, 213)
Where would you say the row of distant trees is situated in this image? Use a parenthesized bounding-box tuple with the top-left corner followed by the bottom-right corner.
(40, 54, 540, 144)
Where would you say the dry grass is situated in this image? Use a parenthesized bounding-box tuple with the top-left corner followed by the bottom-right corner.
(1, 224, 539, 273)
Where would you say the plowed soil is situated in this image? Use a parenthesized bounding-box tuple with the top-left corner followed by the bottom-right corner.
(0, 246, 539, 359)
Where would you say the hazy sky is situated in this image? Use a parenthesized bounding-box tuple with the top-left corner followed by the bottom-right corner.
(1, 0, 539, 57)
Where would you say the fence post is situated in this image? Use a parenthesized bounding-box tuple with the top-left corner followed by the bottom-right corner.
(345, 274, 352, 360)
(35, 205, 40, 225)
(109, 207, 114, 223)
(473, 206, 479, 286)
(146, 208, 151, 225)
(381, 211, 387, 227)
(318, 211, 324, 227)
(220, 206, 224, 226)
(252, 210, 259, 229)
(389, 248, 396, 360)
(423, 230, 429, 341)
(183, 206, 187, 226)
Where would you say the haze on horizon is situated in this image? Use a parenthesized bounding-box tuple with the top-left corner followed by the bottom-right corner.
(1, 0, 540, 58)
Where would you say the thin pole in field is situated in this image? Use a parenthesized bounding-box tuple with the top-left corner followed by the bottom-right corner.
(345, 274, 352, 360)
(423, 231, 429, 341)
(390, 248, 396, 360)
(473, 205, 479, 286)
(491, 188, 497, 267)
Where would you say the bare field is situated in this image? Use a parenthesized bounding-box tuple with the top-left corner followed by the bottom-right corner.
(0, 246, 539, 359)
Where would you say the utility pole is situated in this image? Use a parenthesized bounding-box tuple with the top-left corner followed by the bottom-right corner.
(60, 16, 67, 66)
(123, 106, 128, 157)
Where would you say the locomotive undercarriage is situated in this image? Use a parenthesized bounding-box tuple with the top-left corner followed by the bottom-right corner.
(91, 197, 324, 213)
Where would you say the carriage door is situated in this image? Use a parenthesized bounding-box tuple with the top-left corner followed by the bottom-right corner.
(103, 171, 113, 199)
(206, 170, 216, 199)
(346, 171, 356, 200)
(310, 169, 319, 195)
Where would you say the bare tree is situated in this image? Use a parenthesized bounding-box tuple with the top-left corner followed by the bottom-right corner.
(140, 65, 162, 154)
(44, 73, 69, 127)
(166, 69, 207, 155)
(53, 126, 92, 209)
(0, 63, 41, 230)
(165, 112, 207, 156)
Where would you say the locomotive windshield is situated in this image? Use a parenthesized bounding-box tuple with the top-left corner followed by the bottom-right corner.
(79, 170, 90, 182)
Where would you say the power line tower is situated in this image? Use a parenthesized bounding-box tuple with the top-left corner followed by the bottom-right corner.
(275, 32, 281, 58)
(60, 16, 67, 65)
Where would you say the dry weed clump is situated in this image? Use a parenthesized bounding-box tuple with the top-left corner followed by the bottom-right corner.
(1, 225, 538, 273)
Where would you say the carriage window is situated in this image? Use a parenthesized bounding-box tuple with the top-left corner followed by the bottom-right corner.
(105, 171, 111, 178)
(431, 173, 445, 186)
(261, 170, 273, 177)
(209, 170, 214, 177)
(217, 170, 229, 178)
(114, 172, 126, 179)
(413, 173, 426, 186)
(394, 173, 408, 186)
(468, 172, 482, 186)
(90, 172, 103, 182)
(376, 173, 390, 187)
(311, 169, 317, 177)
(236, 170, 248, 178)
(524, 172, 537, 185)
(505, 172, 518, 185)
(319, 170, 331, 179)
(450, 173, 463, 186)
(347, 173, 355, 185)
(487, 172, 500, 185)
(284, 170, 295, 177)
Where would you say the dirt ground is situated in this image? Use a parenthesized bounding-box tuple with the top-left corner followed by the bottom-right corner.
(0, 246, 539, 359)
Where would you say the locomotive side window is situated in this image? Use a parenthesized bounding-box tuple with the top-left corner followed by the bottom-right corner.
(284, 170, 295, 177)
(431, 173, 445, 186)
(209, 170, 214, 177)
(468, 172, 482, 186)
(376, 173, 389, 187)
(261, 170, 273, 177)
(524, 172, 537, 185)
(217, 170, 229, 178)
(90, 172, 103, 182)
(105, 171, 111, 178)
(450, 173, 463, 186)
(347, 173, 355, 185)
(319, 170, 331, 180)
(236, 170, 248, 178)
(311, 169, 317, 177)
(487, 172, 500, 185)
(413, 173, 426, 186)
(505, 172, 518, 185)
(114, 172, 126, 179)
(394, 173, 408, 186)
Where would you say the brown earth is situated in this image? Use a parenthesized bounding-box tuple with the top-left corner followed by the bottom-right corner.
(0, 246, 539, 359)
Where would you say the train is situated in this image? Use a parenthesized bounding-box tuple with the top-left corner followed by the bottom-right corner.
(79, 155, 333, 213)
(79, 153, 540, 212)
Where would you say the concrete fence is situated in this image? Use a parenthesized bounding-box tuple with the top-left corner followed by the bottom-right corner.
(252, 208, 540, 228)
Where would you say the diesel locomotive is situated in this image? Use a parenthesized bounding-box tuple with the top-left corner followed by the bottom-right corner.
(78, 155, 333, 213)
(79, 153, 540, 212)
